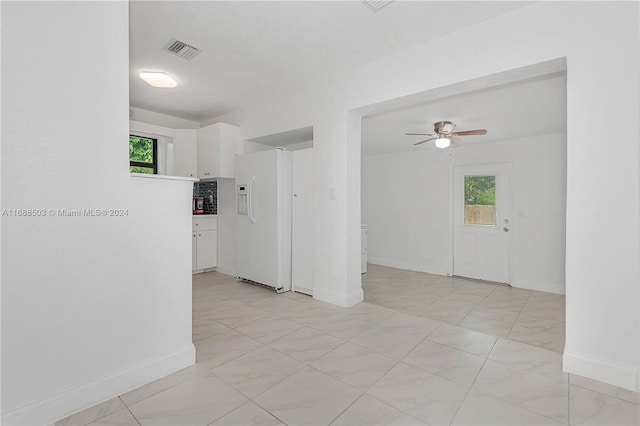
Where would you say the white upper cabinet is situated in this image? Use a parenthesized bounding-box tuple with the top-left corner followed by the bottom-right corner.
(174, 129, 197, 178)
(197, 123, 242, 179)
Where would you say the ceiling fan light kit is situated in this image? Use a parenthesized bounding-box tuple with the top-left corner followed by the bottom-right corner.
(435, 136, 451, 149)
(406, 120, 487, 148)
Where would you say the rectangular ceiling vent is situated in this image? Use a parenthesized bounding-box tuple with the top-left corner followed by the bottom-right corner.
(362, 0, 393, 12)
(164, 38, 201, 61)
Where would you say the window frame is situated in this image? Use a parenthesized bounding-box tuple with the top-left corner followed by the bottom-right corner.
(129, 134, 158, 174)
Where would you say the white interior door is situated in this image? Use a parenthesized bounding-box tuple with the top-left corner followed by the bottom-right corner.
(292, 148, 314, 295)
(453, 163, 511, 283)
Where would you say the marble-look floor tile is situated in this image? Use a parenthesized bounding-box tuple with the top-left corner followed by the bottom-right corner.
(570, 374, 640, 405)
(343, 301, 395, 320)
(508, 323, 565, 353)
(473, 359, 569, 423)
(268, 327, 343, 363)
(254, 367, 360, 426)
(56, 398, 127, 426)
(210, 401, 283, 425)
(373, 312, 440, 338)
(235, 317, 303, 344)
(349, 325, 424, 360)
(192, 316, 231, 342)
(428, 323, 497, 356)
(451, 389, 563, 425)
(120, 364, 209, 406)
(569, 385, 640, 426)
(403, 339, 485, 386)
(127, 374, 247, 426)
(429, 298, 478, 314)
(470, 305, 521, 323)
(311, 342, 396, 390)
(307, 312, 376, 338)
(458, 314, 513, 338)
(331, 395, 425, 426)
(276, 304, 337, 325)
(211, 346, 304, 398)
(195, 329, 263, 368)
(411, 304, 467, 325)
(86, 409, 140, 426)
(489, 338, 567, 383)
(367, 362, 469, 425)
(207, 305, 274, 328)
(247, 294, 308, 313)
(281, 290, 313, 301)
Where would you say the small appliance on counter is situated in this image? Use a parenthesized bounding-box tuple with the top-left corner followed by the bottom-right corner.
(192, 196, 204, 214)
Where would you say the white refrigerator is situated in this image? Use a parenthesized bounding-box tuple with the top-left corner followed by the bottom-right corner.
(235, 149, 293, 292)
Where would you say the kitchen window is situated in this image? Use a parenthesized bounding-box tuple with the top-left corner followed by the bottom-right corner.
(129, 135, 157, 174)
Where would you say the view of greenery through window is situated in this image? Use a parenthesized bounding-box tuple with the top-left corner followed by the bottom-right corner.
(464, 175, 495, 205)
(464, 175, 496, 225)
(129, 135, 156, 174)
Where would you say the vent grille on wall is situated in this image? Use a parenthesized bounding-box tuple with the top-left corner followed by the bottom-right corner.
(164, 38, 202, 60)
(362, 0, 393, 12)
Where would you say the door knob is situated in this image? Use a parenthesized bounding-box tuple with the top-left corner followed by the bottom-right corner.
(503, 227, 510, 232)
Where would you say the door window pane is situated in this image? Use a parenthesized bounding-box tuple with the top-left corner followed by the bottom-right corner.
(464, 175, 496, 225)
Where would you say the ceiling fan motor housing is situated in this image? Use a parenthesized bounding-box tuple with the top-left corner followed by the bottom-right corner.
(434, 120, 456, 135)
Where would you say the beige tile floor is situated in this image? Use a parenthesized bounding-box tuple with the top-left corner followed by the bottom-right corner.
(58, 267, 639, 426)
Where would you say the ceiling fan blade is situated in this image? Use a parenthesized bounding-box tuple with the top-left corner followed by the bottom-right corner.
(452, 129, 487, 136)
(450, 136, 463, 145)
(414, 137, 437, 146)
(405, 132, 436, 136)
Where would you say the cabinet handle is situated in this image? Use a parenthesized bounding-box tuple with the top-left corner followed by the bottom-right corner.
(198, 233, 201, 237)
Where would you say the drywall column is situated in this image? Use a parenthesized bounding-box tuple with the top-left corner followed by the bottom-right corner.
(311, 105, 363, 307)
(1, 3, 194, 424)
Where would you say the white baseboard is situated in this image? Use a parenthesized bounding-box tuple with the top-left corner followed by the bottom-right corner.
(313, 286, 363, 308)
(2, 345, 195, 426)
(367, 257, 448, 276)
(510, 279, 565, 295)
(563, 350, 639, 392)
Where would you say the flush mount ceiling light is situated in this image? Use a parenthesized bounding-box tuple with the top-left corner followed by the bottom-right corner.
(139, 72, 177, 88)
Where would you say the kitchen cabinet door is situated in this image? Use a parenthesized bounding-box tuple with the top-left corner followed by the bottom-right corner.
(196, 123, 242, 179)
(196, 229, 218, 270)
(174, 129, 197, 178)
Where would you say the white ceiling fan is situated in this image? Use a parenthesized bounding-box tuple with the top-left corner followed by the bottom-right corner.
(406, 121, 487, 148)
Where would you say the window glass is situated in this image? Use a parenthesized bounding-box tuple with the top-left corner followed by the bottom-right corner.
(464, 175, 496, 225)
(129, 135, 157, 174)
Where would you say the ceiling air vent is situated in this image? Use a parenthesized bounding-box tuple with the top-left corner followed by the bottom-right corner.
(164, 38, 201, 61)
(362, 0, 393, 12)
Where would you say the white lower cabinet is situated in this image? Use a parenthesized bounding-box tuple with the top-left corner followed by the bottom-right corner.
(192, 216, 218, 273)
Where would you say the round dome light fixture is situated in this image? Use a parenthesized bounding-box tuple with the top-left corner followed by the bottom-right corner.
(435, 137, 451, 149)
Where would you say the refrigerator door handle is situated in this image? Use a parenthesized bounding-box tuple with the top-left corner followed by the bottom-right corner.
(247, 175, 256, 224)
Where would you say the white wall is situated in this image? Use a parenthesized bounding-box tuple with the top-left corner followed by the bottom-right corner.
(1, 3, 194, 424)
(223, 2, 639, 390)
(130, 106, 199, 129)
(362, 132, 567, 295)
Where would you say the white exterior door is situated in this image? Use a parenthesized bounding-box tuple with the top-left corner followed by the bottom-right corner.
(453, 163, 511, 283)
